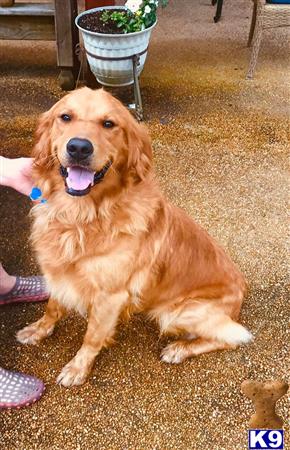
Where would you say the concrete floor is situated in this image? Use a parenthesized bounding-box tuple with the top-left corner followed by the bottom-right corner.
(0, 1, 289, 449)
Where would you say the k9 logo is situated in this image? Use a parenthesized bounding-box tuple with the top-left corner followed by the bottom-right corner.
(248, 430, 284, 449)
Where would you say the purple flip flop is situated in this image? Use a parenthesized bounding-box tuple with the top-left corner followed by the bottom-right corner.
(0, 276, 48, 305)
(0, 367, 45, 409)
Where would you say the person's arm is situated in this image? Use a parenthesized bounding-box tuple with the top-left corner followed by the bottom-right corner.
(0, 156, 34, 196)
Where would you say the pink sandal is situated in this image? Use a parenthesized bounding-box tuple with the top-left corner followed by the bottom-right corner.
(0, 276, 48, 305)
(0, 367, 45, 409)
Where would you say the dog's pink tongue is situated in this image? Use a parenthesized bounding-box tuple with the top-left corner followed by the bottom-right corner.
(66, 167, 95, 190)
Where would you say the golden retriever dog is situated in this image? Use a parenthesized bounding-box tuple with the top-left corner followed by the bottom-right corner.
(17, 87, 252, 387)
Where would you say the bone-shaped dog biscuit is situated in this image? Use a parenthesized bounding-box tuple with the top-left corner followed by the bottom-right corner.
(241, 380, 289, 429)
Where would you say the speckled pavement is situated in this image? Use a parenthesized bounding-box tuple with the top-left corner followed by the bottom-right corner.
(0, 1, 289, 449)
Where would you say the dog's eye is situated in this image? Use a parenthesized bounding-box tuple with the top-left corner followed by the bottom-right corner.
(60, 114, 71, 122)
(103, 120, 115, 129)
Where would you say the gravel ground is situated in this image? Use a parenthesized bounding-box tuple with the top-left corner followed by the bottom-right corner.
(0, 1, 289, 449)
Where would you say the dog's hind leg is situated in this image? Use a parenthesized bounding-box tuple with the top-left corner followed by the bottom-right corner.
(161, 337, 234, 364)
(16, 297, 66, 345)
(161, 315, 252, 364)
(157, 298, 253, 364)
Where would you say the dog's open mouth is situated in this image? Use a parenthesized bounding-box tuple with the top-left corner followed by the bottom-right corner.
(60, 162, 112, 197)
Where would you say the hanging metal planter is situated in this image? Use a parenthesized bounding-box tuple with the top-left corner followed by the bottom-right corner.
(76, 6, 156, 87)
(75, 6, 157, 119)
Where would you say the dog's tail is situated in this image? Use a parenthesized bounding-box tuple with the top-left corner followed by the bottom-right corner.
(196, 315, 253, 346)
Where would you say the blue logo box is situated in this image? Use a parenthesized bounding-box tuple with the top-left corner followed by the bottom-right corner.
(248, 430, 284, 449)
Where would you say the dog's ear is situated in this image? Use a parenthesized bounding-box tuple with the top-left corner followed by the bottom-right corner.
(127, 120, 153, 181)
(32, 108, 54, 172)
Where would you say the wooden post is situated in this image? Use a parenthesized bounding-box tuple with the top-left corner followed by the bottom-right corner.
(54, 0, 79, 90)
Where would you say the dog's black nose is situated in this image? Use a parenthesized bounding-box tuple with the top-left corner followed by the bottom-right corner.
(66, 138, 93, 161)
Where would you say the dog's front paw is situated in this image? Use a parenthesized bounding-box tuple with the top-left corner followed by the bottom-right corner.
(56, 360, 90, 387)
(161, 342, 188, 364)
(16, 320, 54, 345)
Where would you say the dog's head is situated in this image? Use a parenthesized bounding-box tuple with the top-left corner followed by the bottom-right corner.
(33, 87, 152, 197)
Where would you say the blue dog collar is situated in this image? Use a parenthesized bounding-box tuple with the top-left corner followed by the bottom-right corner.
(29, 187, 47, 204)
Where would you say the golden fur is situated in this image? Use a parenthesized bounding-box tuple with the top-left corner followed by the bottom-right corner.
(17, 88, 252, 387)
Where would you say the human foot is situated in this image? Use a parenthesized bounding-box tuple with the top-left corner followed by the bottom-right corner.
(0, 367, 45, 409)
(0, 276, 48, 305)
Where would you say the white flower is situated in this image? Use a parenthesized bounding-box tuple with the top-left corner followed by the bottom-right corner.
(125, 0, 143, 13)
(149, 0, 158, 4)
(144, 5, 151, 14)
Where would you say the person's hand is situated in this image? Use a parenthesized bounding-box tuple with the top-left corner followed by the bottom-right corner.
(0, 156, 34, 196)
